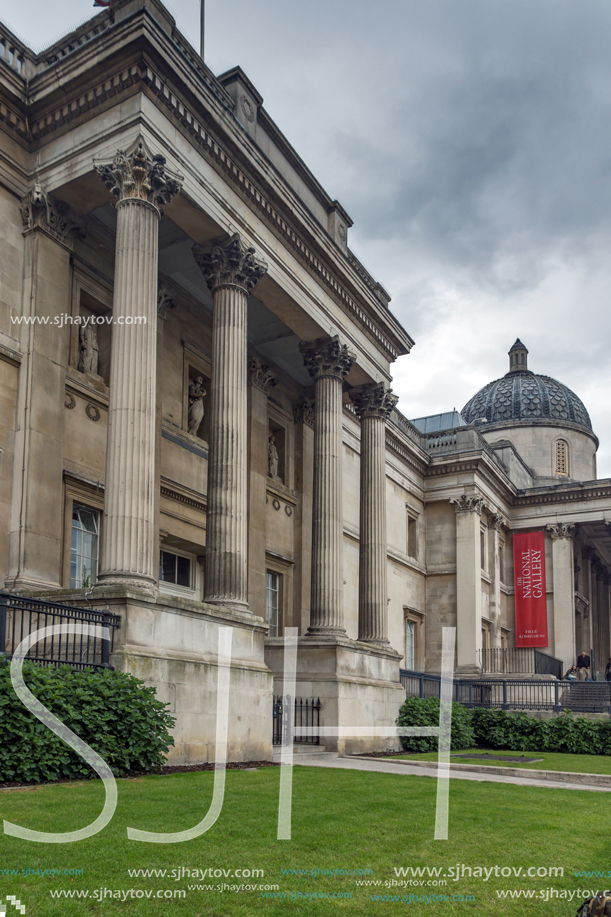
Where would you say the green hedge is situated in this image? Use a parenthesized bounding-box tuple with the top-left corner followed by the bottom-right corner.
(396, 696, 611, 756)
(0, 659, 175, 783)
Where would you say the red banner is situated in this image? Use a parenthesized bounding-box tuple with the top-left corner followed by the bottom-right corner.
(513, 531, 548, 647)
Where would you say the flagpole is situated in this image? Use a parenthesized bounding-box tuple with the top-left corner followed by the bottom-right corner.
(200, 0, 205, 59)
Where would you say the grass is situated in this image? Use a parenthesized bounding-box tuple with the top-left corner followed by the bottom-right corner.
(0, 765, 609, 916)
(390, 749, 611, 774)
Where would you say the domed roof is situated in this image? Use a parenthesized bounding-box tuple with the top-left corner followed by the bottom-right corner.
(461, 339, 592, 432)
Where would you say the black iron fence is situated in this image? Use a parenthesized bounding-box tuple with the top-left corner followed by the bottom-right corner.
(400, 669, 611, 714)
(479, 647, 563, 679)
(0, 592, 120, 671)
(273, 696, 321, 746)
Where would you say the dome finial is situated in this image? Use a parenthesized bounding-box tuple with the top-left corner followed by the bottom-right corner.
(508, 338, 528, 373)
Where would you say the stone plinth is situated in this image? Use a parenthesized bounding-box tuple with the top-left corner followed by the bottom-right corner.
(265, 636, 404, 755)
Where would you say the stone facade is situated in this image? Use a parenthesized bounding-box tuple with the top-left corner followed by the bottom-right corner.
(1, 0, 611, 764)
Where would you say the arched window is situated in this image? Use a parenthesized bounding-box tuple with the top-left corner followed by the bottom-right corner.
(555, 439, 569, 476)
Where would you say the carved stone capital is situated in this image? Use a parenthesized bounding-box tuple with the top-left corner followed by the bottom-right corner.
(94, 138, 182, 213)
(20, 184, 84, 246)
(157, 283, 176, 320)
(488, 512, 506, 532)
(293, 397, 315, 428)
(547, 523, 576, 542)
(451, 494, 484, 515)
(193, 232, 268, 294)
(350, 382, 398, 420)
(581, 544, 594, 560)
(248, 355, 276, 394)
(299, 335, 356, 382)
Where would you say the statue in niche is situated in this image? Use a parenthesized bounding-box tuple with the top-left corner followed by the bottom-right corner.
(79, 323, 99, 375)
(268, 433, 280, 480)
(188, 375, 206, 436)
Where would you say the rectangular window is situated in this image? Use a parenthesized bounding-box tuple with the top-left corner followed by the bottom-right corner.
(405, 619, 415, 670)
(266, 571, 280, 637)
(480, 529, 487, 571)
(70, 505, 99, 588)
(407, 512, 418, 560)
(159, 550, 191, 588)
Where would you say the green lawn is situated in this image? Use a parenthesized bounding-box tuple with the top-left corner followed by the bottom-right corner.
(390, 749, 611, 774)
(0, 766, 609, 916)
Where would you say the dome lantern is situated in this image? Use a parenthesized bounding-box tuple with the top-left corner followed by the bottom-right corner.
(509, 338, 529, 373)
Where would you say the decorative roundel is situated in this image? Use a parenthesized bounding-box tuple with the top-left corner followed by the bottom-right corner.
(65, 393, 76, 409)
(272, 498, 281, 511)
(240, 96, 256, 123)
(285, 504, 293, 517)
(462, 372, 592, 431)
(337, 223, 347, 242)
(85, 403, 101, 422)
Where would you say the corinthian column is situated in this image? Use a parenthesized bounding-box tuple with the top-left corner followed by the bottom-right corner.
(299, 336, 356, 635)
(193, 234, 268, 609)
(547, 523, 576, 669)
(351, 383, 398, 643)
(94, 139, 182, 589)
(450, 493, 485, 673)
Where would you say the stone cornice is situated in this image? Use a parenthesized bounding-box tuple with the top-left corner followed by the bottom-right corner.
(385, 430, 429, 477)
(514, 480, 611, 507)
(0, 6, 413, 364)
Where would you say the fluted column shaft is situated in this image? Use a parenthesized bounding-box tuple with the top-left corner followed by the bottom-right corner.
(547, 524, 576, 670)
(100, 200, 159, 584)
(193, 234, 268, 609)
(206, 284, 248, 604)
(351, 384, 398, 643)
(300, 336, 355, 635)
(95, 139, 182, 588)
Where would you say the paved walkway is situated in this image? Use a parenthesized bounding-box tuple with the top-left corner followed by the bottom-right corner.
(294, 755, 611, 793)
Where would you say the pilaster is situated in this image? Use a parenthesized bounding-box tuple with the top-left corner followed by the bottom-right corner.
(547, 523, 576, 670)
(247, 356, 276, 622)
(293, 399, 315, 635)
(450, 493, 485, 673)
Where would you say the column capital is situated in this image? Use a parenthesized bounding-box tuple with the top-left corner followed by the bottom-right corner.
(350, 382, 398, 420)
(193, 232, 268, 294)
(299, 335, 356, 382)
(94, 138, 182, 213)
(488, 511, 506, 532)
(547, 522, 576, 541)
(451, 493, 484, 515)
(248, 355, 276, 394)
(293, 397, 315, 428)
(20, 183, 84, 246)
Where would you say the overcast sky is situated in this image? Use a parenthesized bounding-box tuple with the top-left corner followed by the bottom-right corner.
(3, 0, 611, 475)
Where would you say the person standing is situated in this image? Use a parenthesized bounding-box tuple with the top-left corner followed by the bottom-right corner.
(577, 651, 591, 681)
(605, 658, 611, 682)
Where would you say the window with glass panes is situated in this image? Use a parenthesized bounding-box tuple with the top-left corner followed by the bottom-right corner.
(159, 550, 191, 588)
(70, 505, 100, 588)
(266, 571, 279, 637)
(405, 619, 415, 670)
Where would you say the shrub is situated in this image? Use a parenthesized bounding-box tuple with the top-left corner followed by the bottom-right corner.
(396, 696, 475, 752)
(397, 697, 611, 756)
(0, 659, 175, 783)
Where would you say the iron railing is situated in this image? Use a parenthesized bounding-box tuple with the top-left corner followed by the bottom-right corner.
(0, 592, 120, 670)
(273, 696, 321, 746)
(399, 669, 611, 714)
(479, 647, 563, 680)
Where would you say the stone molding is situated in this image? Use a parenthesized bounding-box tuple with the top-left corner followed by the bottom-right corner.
(350, 382, 398, 420)
(293, 397, 315, 428)
(94, 138, 182, 213)
(248, 355, 276, 394)
(20, 184, 84, 246)
(299, 335, 356, 382)
(450, 494, 485, 515)
(546, 522, 576, 541)
(192, 232, 268, 294)
(157, 283, 176, 320)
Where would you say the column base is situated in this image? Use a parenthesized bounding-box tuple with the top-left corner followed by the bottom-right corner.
(204, 597, 250, 615)
(2, 575, 62, 594)
(305, 626, 347, 637)
(455, 664, 482, 677)
(94, 574, 158, 598)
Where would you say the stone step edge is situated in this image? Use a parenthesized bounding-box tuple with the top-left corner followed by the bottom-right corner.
(350, 757, 611, 787)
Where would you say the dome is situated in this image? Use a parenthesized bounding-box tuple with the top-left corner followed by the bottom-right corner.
(461, 339, 593, 433)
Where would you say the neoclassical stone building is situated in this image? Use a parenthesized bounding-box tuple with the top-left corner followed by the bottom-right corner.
(1, 0, 610, 762)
